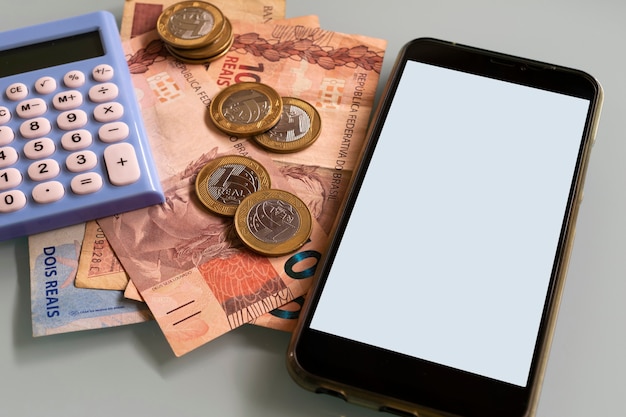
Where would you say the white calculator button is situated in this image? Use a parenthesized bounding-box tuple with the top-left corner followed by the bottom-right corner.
(0, 190, 27, 213)
(27, 159, 60, 182)
(34, 76, 57, 95)
(6, 82, 28, 101)
(20, 117, 51, 139)
(52, 90, 83, 111)
(0, 106, 11, 124)
(32, 181, 64, 204)
(24, 138, 56, 160)
(94, 102, 124, 123)
(71, 172, 103, 195)
(0, 167, 22, 190)
(57, 109, 88, 130)
(92, 64, 114, 82)
(0, 126, 15, 146)
(64, 70, 86, 88)
(99, 122, 130, 143)
(0, 147, 18, 168)
(104, 143, 140, 186)
(89, 83, 119, 103)
(16, 98, 47, 119)
(61, 129, 93, 151)
(66, 150, 98, 173)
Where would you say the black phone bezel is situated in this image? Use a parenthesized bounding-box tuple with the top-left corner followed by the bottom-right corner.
(289, 37, 602, 417)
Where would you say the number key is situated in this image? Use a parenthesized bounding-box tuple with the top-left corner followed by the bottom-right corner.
(0, 190, 26, 213)
(24, 138, 56, 159)
(0, 167, 22, 190)
(27, 159, 60, 182)
(61, 129, 93, 151)
(57, 109, 88, 130)
(0, 126, 14, 146)
(0, 147, 18, 168)
(66, 150, 97, 173)
(20, 117, 51, 139)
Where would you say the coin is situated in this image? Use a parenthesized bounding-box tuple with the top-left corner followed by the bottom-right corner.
(157, 1, 226, 50)
(209, 82, 283, 137)
(234, 189, 313, 257)
(165, 18, 233, 63)
(195, 155, 271, 216)
(253, 97, 322, 153)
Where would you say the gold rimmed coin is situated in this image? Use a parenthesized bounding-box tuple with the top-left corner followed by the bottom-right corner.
(165, 18, 233, 63)
(209, 82, 283, 138)
(234, 189, 313, 257)
(195, 155, 271, 216)
(157, 1, 226, 50)
(253, 97, 322, 153)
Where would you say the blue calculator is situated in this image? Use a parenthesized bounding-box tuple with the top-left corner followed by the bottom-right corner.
(0, 11, 164, 241)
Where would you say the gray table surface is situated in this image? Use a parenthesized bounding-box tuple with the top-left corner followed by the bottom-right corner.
(1, 1, 626, 415)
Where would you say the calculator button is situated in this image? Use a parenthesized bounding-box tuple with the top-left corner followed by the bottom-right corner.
(57, 109, 88, 130)
(6, 83, 28, 101)
(66, 150, 98, 173)
(32, 181, 64, 204)
(0, 168, 22, 190)
(34, 76, 57, 95)
(99, 122, 130, 143)
(89, 83, 119, 103)
(71, 172, 103, 195)
(16, 98, 47, 119)
(61, 129, 93, 151)
(0, 106, 11, 124)
(104, 143, 140, 186)
(94, 102, 124, 123)
(0, 147, 18, 168)
(27, 159, 60, 182)
(52, 90, 84, 111)
(0, 190, 26, 213)
(0, 127, 15, 146)
(24, 138, 56, 160)
(64, 70, 86, 88)
(20, 117, 51, 139)
(92, 64, 114, 82)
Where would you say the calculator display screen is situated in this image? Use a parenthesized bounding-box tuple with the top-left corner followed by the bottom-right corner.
(0, 31, 104, 78)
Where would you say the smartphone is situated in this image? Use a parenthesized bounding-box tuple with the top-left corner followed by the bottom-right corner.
(287, 38, 603, 417)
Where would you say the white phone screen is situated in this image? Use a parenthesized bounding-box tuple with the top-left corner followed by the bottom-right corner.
(310, 60, 591, 387)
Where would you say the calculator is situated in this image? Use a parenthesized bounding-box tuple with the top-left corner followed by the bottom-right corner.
(0, 11, 164, 241)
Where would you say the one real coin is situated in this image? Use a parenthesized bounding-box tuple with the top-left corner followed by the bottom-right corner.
(209, 82, 283, 138)
(234, 189, 313, 257)
(253, 97, 322, 153)
(163, 16, 233, 63)
(157, 1, 226, 50)
(195, 155, 271, 216)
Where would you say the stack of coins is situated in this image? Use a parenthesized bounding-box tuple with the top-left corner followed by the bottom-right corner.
(157, 1, 234, 64)
(194, 155, 312, 256)
(209, 82, 322, 153)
